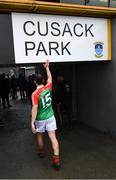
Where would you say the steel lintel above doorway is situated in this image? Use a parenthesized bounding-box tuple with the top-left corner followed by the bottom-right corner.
(0, 0, 116, 18)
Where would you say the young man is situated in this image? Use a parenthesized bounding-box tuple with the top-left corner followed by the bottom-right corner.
(31, 60, 60, 169)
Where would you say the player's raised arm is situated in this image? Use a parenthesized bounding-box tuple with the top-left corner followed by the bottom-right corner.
(43, 59, 52, 83)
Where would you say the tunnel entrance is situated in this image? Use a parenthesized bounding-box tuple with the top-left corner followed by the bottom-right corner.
(0, 62, 78, 129)
(50, 62, 76, 127)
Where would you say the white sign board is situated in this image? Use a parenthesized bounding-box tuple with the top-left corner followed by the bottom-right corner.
(11, 13, 110, 64)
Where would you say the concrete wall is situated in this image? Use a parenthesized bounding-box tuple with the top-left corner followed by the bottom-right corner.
(60, 0, 84, 5)
(77, 18, 116, 135)
(0, 14, 14, 65)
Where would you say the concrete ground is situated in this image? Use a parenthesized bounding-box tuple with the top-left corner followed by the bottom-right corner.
(0, 98, 116, 179)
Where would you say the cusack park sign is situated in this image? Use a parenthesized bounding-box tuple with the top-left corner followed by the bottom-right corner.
(11, 13, 111, 64)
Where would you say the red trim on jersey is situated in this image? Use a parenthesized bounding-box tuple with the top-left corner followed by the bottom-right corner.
(32, 82, 52, 105)
(46, 82, 52, 90)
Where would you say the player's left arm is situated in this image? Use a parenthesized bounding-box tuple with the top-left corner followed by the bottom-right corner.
(31, 93, 38, 134)
(31, 104, 38, 134)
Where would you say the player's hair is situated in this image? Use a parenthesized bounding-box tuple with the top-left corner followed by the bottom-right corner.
(34, 74, 44, 85)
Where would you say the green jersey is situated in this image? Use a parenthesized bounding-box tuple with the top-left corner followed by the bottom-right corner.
(32, 82, 54, 121)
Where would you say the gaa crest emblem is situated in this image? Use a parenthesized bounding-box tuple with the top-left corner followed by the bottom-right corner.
(94, 42, 104, 58)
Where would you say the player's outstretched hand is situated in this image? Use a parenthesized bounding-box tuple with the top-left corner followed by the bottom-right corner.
(43, 59, 49, 68)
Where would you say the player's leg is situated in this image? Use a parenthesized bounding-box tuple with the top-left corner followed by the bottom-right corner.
(46, 115, 60, 168)
(46, 116, 59, 155)
(48, 130, 59, 156)
(35, 120, 46, 157)
(48, 130, 60, 169)
(36, 133, 45, 157)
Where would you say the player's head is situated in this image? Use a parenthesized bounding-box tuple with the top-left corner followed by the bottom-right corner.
(34, 73, 44, 85)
